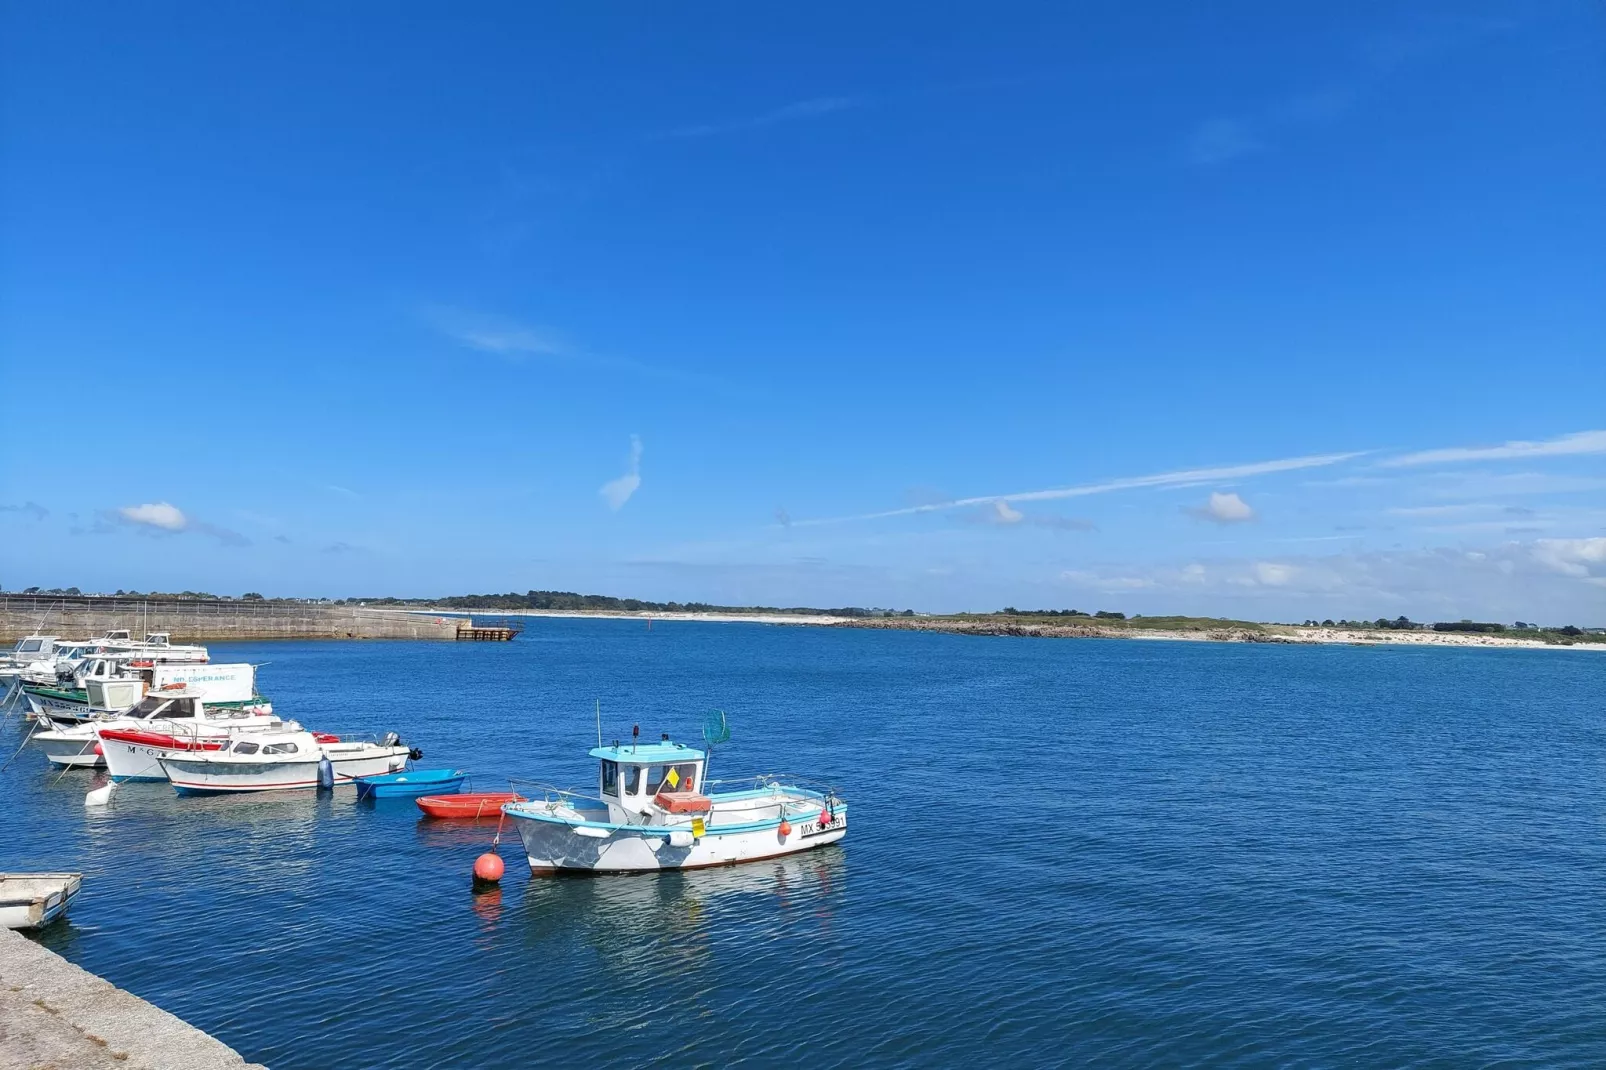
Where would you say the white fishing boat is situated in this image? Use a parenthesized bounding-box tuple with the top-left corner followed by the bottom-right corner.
(0, 635, 62, 684)
(159, 729, 417, 795)
(25, 658, 268, 722)
(0, 873, 82, 930)
(109, 632, 210, 665)
(502, 723, 847, 874)
(96, 688, 300, 782)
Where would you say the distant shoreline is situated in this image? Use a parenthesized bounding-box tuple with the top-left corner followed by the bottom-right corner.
(443, 608, 1605, 651)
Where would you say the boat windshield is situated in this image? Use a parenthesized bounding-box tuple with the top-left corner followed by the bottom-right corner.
(18, 639, 44, 653)
(647, 763, 698, 794)
(600, 759, 618, 796)
(624, 764, 642, 795)
(131, 696, 176, 718)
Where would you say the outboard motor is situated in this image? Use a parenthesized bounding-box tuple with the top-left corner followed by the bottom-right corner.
(408, 747, 423, 761)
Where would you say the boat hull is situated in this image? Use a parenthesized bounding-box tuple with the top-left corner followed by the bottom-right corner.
(164, 747, 409, 795)
(417, 792, 525, 819)
(36, 735, 104, 768)
(507, 803, 848, 874)
(0, 873, 82, 930)
(354, 769, 466, 800)
(101, 734, 224, 782)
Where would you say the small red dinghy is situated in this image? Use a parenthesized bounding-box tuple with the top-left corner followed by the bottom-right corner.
(416, 792, 525, 819)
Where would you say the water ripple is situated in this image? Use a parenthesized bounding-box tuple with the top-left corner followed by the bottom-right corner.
(2, 626, 1603, 1067)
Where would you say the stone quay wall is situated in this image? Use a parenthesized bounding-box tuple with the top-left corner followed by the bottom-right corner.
(0, 595, 460, 642)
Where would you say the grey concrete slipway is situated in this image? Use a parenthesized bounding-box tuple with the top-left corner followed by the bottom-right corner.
(0, 926, 267, 1070)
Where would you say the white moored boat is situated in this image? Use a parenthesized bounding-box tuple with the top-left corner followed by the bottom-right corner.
(0, 873, 82, 930)
(0, 635, 62, 684)
(96, 688, 300, 782)
(26, 658, 269, 723)
(159, 729, 416, 795)
(502, 728, 847, 875)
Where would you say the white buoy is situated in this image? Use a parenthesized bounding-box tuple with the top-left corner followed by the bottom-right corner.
(85, 782, 116, 807)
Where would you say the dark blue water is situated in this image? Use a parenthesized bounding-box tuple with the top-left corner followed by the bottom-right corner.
(3, 621, 1604, 1067)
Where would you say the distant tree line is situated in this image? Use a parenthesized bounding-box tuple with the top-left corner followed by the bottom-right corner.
(342, 590, 916, 618)
(1298, 616, 1593, 639)
(996, 608, 1126, 620)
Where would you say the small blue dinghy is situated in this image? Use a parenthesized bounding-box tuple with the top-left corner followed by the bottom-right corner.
(354, 768, 467, 800)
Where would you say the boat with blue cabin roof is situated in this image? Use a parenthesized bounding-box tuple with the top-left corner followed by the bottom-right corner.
(501, 725, 847, 874)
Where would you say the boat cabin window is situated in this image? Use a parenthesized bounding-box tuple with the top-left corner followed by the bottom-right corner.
(232, 741, 260, 755)
(131, 696, 174, 717)
(261, 742, 298, 755)
(647, 763, 697, 794)
(19, 639, 43, 653)
(624, 764, 642, 796)
(599, 759, 618, 796)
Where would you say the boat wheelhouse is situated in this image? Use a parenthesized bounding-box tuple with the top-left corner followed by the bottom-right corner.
(502, 734, 847, 874)
(0, 635, 61, 683)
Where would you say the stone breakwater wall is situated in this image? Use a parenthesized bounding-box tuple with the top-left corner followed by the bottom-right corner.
(0, 926, 267, 1070)
(0, 595, 460, 641)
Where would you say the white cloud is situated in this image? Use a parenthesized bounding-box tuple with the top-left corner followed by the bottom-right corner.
(1381, 429, 1606, 467)
(118, 502, 187, 531)
(426, 305, 565, 358)
(1192, 491, 1256, 524)
(1531, 537, 1606, 578)
(1253, 562, 1298, 586)
(991, 501, 1024, 524)
(600, 435, 644, 511)
(797, 449, 1363, 527)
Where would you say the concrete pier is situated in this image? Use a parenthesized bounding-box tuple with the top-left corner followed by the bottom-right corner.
(0, 594, 461, 642)
(0, 927, 266, 1069)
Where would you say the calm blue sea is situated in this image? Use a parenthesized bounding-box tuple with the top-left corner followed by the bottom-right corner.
(3, 621, 1604, 1068)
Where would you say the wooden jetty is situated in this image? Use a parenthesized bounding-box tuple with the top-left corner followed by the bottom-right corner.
(456, 619, 521, 641)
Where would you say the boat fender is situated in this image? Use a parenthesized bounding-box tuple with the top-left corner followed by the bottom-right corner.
(778, 820, 792, 838)
(668, 830, 694, 848)
(408, 747, 423, 761)
(85, 782, 116, 807)
(317, 756, 334, 791)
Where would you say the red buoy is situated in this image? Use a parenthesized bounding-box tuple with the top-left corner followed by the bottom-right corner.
(778, 820, 792, 837)
(473, 852, 504, 882)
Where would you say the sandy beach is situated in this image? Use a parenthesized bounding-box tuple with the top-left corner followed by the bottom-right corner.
(440, 609, 1603, 650)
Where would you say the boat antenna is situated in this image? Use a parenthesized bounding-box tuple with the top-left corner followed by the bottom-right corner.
(595, 698, 602, 749)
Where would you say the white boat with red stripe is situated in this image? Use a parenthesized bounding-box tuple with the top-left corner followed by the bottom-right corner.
(94, 686, 301, 782)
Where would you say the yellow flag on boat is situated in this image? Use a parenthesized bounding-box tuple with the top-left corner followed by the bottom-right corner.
(666, 767, 681, 789)
(691, 817, 705, 838)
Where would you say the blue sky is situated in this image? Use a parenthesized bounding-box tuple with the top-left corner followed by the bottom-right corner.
(2, 3, 1603, 622)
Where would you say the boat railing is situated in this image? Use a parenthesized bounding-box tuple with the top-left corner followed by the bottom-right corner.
(705, 773, 843, 802)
